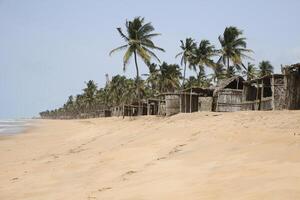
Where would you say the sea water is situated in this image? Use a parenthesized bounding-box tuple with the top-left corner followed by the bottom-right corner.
(0, 119, 31, 135)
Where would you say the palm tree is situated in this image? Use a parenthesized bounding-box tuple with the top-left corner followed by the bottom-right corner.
(143, 63, 160, 96)
(226, 66, 236, 78)
(83, 80, 97, 113)
(109, 17, 165, 115)
(191, 40, 217, 69)
(189, 39, 217, 85)
(175, 38, 196, 87)
(218, 26, 253, 74)
(210, 63, 226, 84)
(242, 62, 257, 80)
(158, 62, 182, 92)
(259, 60, 274, 77)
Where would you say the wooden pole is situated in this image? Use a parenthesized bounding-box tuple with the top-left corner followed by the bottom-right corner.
(179, 93, 182, 113)
(184, 92, 187, 113)
(271, 75, 275, 110)
(190, 89, 192, 113)
(256, 80, 259, 110)
(147, 99, 150, 115)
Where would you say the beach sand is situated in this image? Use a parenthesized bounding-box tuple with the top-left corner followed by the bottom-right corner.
(1, 111, 300, 200)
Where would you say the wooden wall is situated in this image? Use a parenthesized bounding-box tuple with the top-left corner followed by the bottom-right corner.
(199, 97, 213, 111)
(285, 69, 300, 110)
(165, 94, 180, 116)
(215, 89, 243, 112)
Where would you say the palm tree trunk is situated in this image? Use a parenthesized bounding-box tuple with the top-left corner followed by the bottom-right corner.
(133, 51, 141, 116)
(182, 63, 187, 89)
(227, 57, 230, 74)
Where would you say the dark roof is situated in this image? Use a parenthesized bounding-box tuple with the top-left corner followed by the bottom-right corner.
(181, 87, 214, 96)
(245, 74, 284, 84)
(283, 63, 300, 74)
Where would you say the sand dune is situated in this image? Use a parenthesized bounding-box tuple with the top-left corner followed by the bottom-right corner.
(1, 111, 300, 199)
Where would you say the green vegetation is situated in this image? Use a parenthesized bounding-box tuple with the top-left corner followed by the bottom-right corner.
(40, 17, 274, 119)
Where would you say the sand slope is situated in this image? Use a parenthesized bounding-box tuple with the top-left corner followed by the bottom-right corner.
(1, 111, 300, 200)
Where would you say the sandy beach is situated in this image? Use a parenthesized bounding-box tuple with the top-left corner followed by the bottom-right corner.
(1, 111, 300, 199)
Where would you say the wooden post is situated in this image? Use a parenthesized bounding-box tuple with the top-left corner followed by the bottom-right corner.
(179, 93, 182, 113)
(158, 100, 161, 115)
(147, 99, 150, 115)
(261, 79, 264, 101)
(190, 88, 192, 113)
(184, 92, 187, 113)
(271, 75, 275, 110)
(256, 80, 260, 110)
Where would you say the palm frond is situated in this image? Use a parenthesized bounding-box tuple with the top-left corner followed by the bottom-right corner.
(143, 47, 161, 63)
(117, 28, 129, 41)
(109, 45, 128, 56)
(123, 48, 133, 71)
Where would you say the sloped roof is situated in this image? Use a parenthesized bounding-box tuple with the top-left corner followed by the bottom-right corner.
(214, 76, 244, 93)
(283, 63, 300, 74)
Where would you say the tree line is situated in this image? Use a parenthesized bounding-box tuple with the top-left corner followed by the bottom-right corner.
(40, 17, 274, 119)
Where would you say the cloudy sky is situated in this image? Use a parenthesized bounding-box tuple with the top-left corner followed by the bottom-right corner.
(0, 0, 299, 118)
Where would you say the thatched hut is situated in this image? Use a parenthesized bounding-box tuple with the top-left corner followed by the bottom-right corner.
(146, 98, 164, 115)
(160, 87, 214, 116)
(213, 76, 245, 112)
(242, 74, 285, 111)
(181, 87, 214, 112)
(283, 63, 300, 110)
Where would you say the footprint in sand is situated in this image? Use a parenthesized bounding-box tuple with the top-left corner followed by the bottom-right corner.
(121, 170, 138, 181)
(98, 187, 112, 192)
(168, 144, 187, 155)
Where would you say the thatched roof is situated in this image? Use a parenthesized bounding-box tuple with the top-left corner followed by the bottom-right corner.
(213, 76, 245, 96)
(245, 74, 284, 84)
(181, 87, 214, 96)
(283, 63, 300, 74)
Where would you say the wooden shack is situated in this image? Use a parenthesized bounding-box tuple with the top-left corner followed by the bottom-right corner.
(181, 87, 214, 112)
(213, 76, 245, 112)
(161, 88, 214, 116)
(283, 63, 300, 110)
(146, 98, 164, 115)
(111, 102, 148, 117)
(242, 74, 285, 111)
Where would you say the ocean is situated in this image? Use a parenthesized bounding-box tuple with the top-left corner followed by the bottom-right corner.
(0, 119, 31, 135)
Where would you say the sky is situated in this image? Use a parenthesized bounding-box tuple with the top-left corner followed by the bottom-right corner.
(0, 0, 300, 119)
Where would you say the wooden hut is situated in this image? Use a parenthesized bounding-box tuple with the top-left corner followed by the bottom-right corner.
(213, 76, 245, 112)
(180, 87, 214, 112)
(283, 63, 300, 109)
(242, 74, 285, 111)
(111, 102, 148, 117)
(146, 98, 164, 115)
(160, 88, 214, 116)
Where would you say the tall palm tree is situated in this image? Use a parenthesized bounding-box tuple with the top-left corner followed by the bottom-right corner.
(259, 60, 274, 77)
(109, 17, 165, 115)
(242, 62, 257, 80)
(218, 26, 253, 73)
(191, 40, 216, 69)
(189, 39, 217, 84)
(175, 38, 196, 87)
(158, 62, 182, 92)
(83, 80, 97, 112)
